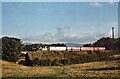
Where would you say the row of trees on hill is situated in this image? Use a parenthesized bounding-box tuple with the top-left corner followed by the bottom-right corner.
(22, 44, 41, 51)
(83, 37, 120, 50)
(22, 43, 66, 51)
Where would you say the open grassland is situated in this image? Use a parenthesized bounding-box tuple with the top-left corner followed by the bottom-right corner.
(2, 54, 120, 78)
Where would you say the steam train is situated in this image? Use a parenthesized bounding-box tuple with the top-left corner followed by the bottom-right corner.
(48, 46, 105, 51)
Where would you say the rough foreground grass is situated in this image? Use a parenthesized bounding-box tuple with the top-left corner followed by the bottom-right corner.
(1, 54, 120, 78)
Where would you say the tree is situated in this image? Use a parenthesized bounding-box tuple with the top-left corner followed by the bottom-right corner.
(2, 36, 22, 62)
(50, 43, 66, 46)
(31, 44, 39, 51)
(23, 44, 40, 51)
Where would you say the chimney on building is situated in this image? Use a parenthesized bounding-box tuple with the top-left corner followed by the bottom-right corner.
(112, 27, 114, 39)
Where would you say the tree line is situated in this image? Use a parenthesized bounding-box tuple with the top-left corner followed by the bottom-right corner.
(22, 43, 66, 51)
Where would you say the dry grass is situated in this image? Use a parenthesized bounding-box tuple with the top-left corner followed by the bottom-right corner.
(64, 60, 120, 77)
(63, 54, 120, 77)
(2, 60, 56, 77)
(2, 54, 120, 77)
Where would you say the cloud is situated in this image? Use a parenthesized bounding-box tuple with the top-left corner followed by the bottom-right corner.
(90, 2, 103, 7)
(22, 25, 71, 43)
(19, 21, 118, 44)
(90, 1, 115, 7)
(22, 25, 107, 44)
(108, 0, 114, 5)
(22, 32, 55, 43)
(55, 25, 70, 40)
(59, 32, 106, 44)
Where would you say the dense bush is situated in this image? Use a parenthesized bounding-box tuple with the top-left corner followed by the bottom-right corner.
(2, 37, 22, 62)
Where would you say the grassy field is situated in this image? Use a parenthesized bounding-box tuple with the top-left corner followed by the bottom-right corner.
(1, 54, 120, 78)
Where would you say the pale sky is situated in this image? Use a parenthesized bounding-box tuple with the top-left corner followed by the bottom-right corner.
(2, 1, 119, 44)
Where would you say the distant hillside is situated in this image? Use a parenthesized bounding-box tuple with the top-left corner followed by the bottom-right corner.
(22, 42, 83, 47)
(22, 41, 33, 45)
(65, 43, 83, 47)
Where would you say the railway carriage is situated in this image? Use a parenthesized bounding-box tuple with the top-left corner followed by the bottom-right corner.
(48, 46, 105, 51)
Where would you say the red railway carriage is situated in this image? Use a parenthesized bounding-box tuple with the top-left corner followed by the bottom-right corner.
(94, 47, 99, 51)
(67, 47, 81, 51)
(72, 47, 81, 51)
(67, 47, 72, 51)
(92, 47, 105, 51)
(81, 47, 94, 51)
(97, 47, 105, 51)
(81, 47, 105, 51)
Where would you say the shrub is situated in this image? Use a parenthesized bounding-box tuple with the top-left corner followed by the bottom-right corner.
(32, 58, 39, 66)
(2, 37, 22, 62)
(51, 58, 59, 66)
(46, 59, 52, 66)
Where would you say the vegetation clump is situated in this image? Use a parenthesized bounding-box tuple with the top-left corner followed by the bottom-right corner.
(2, 37, 23, 62)
(25, 50, 119, 66)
